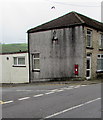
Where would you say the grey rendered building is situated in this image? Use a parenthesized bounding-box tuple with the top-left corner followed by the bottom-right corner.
(27, 11, 103, 82)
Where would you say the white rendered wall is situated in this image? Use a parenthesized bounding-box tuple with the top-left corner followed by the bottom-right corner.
(0, 53, 29, 83)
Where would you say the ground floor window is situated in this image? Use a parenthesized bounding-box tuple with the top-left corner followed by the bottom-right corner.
(97, 54, 103, 71)
(13, 57, 25, 66)
(32, 53, 40, 71)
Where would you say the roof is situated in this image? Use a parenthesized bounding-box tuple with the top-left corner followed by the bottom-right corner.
(27, 11, 103, 33)
(0, 43, 28, 54)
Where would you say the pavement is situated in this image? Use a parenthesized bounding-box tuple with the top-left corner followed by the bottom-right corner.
(1, 79, 102, 87)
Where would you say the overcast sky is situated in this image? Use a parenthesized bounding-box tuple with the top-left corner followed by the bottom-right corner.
(1, 0, 103, 44)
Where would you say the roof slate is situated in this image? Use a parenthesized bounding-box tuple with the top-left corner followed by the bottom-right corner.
(27, 11, 103, 33)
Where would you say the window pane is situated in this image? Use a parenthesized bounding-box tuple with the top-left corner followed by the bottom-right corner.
(87, 30, 92, 47)
(34, 59, 40, 69)
(98, 55, 100, 58)
(18, 57, 25, 65)
(33, 53, 40, 70)
(101, 34, 103, 39)
(87, 59, 90, 69)
(101, 59, 103, 70)
(87, 36, 91, 47)
(101, 35, 103, 48)
(87, 30, 91, 34)
(34, 54, 39, 58)
(14, 57, 17, 65)
(86, 70, 90, 77)
(97, 59, 101, 70)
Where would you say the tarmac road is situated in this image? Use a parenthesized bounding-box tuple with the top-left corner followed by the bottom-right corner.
(1, 83, 102, 119)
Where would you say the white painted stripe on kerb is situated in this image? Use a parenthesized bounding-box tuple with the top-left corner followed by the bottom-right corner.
(45, 98, 101, 119)
(3, 100, 13, 104)
(18, 97, 30, 101)
(33, 94, 44, 97)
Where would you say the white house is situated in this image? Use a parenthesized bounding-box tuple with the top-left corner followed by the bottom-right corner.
(0, 44, 29, 83)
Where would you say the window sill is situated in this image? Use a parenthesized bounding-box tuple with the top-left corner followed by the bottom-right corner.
(86, 47, 94, 49)
(99, 48, 103, 51)
(32, 69, 40, 72)
(13, 65, 26, 67)
(96, 70, 103, 73)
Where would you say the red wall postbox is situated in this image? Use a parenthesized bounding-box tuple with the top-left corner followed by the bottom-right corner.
(74, 64, 78, 75)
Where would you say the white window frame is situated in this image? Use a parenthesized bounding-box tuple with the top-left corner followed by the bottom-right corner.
(13, 56, 25, 66)
(32, 53, 40, 71)
(97, 54, 103, 72)
(86, 29, 92, 47)
(99, 33, 103, 49)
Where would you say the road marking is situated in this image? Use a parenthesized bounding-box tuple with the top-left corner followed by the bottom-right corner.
(16, 85, 84, 93)
(45, 91, 55, 95)
(51, 89, 58, 91)
(18, 97, 30, 101)
(63, 87, 73, 90)
(2, 85, 88, 105)
(56, 89, 64, 92)
(33, 94, 44, 97)
(0, 100, 4, 104)
(74, 85, 81, 88)
(3, 100, 13, 104)
(81, 85, 87, 86)
(45, 98, 101, 119)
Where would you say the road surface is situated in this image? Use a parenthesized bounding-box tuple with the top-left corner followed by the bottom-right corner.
(1, 83, 102, 119)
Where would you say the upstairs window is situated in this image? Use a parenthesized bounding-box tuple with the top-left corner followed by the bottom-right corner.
(97, 54, 103, 71)
(86, 29, 92, 47)
(13, 57, 25, 66)
(32, 53, 40, 71)
(99, 34, 103, 49)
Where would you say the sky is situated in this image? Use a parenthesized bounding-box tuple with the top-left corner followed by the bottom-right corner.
(1, 0, 103, 44)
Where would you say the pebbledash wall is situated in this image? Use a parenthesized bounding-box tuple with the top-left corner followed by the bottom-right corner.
(0, 52, 29, 83)
(29, 26, 84, 81)
(28, 11, 103, 82)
